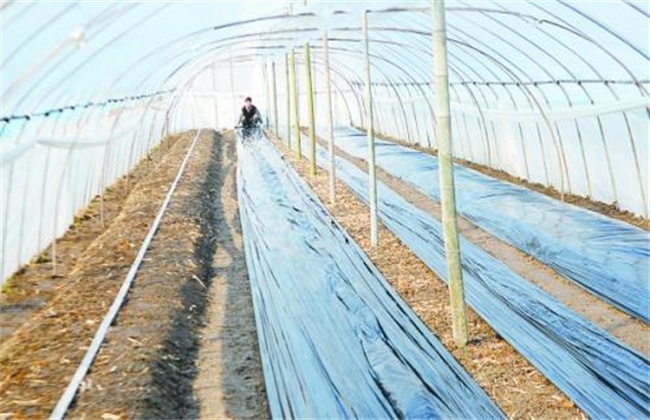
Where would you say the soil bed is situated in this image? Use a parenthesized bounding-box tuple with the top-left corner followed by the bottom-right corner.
(0, 130, 268, 419)
(0, 133, 181, 342)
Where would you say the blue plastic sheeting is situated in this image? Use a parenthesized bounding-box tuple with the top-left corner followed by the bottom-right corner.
(236, 135, 504, 419)
(296, 133, 650, 418)
(329, 127, 650, 324)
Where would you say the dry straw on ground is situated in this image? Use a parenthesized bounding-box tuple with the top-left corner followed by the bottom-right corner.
(311, 131, 649, 356)
(2, 131, 192, 417)
(0, 129, 268, 420)
(1, 133, 180, 342)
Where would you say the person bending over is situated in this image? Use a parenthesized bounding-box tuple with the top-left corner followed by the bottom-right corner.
(238, 96, 262, 128)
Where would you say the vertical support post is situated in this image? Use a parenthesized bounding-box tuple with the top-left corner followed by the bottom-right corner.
(211, 61, 219, 128)
(432, 0, 468, 348)
(312, 51, 318, 119)
(229, 49, 237, 123)
(263, 62, 270, 128)
(290, 48, 301, 159)
(285, 53, 291, 148)
(323, 30, 336, 203)
(305, 42, 317, 177)
(272, 61, 279, 135)
(362, 11, 378, 247)
(190, 90, 197, 129)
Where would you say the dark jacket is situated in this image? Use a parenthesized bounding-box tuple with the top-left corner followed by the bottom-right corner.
(240, 105, 261, 127)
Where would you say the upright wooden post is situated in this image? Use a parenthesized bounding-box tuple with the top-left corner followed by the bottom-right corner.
(312, 51, 318, 119)
(362, 11, 378, 247)
(272, 61, 279, 135)
(290, 48, 301, 159)
(211, 61, 219, 128)
(263, 61, 271, 128)
(323, 30, 336, 203)
(229, 49, 237, 122)
(432, 0, 468, 348)
(305, 42, 317, 177)
(285, 53, 291, 148)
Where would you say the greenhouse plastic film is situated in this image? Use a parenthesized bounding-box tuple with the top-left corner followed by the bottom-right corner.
(329, 127, 650, 324)
(297, 133, 650, 418)
(236, 134, 503, 419)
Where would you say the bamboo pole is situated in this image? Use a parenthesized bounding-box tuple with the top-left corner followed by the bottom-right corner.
(263, 61, 271, 128)
(229, 49, 236, 122)
(290, 48, 301, 159)
(323, 30, 336, 203)
(272, 61, 279, 135)
(211, 62, 219, 128)
(312, 50, 318, 118)
(305, 42, 317, 177)
(432, 0, 468, 348)
(285, 53, 291, 148)
(362, 11, 378, 247)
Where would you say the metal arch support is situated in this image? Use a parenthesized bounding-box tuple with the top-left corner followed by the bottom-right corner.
(315, 39, 423, 145)
(362, 10, 378, 248)
(290, 47, 301, 158)
(453, 38, 569, 199)
(558, 0, 648, 61)
(448, 20, 542, 183)
(8, 3, 158, 113)
(272, 61, 279, 134)
(305, 42, 317, 175)
(623, 0, 650, 18)
(212, 61, 220, 128)
(323, 30, 337, 204)
(285, 53, 292, 147)
(380, 24, 507, 165)
(486, 2, 594, 187)
(453, 5, 592, 195)
(529, 2, 648, 97)
(1, 1, 81, 70)
(531, 2, 648, 214)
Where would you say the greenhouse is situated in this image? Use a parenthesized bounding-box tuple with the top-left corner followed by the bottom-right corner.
(1, 1, 648, 418)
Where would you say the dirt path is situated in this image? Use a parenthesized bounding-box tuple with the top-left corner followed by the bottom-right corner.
(311, 132, 649, 356)
(193, 131, 269, 419)
(271, 133, 585, 419)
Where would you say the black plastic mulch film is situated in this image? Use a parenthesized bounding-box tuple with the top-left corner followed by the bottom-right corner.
(236, 133, 504, 419)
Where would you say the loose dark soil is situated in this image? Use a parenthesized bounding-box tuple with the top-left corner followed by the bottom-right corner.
(193, 131, 269, 419)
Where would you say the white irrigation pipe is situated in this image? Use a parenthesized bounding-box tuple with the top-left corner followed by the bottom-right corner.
(50, 128, 204, 420)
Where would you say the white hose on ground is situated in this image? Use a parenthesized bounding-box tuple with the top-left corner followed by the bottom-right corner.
(49, 128, 204, 420)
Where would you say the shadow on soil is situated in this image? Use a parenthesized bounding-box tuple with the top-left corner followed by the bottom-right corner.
(141, 131, 221, 419)
(142, 130, 268, 419)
